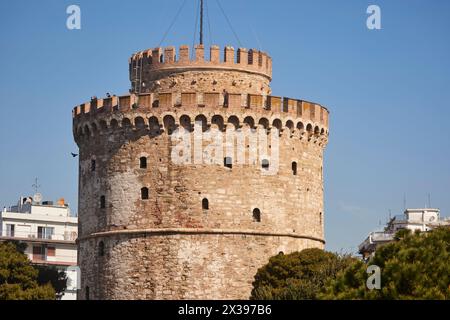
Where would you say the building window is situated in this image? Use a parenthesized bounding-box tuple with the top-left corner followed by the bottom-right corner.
(253, 208, 261, 222)
(37, 226, 54, 240)
(91, 159, 96, 172)
(32, 245, 45, 261)
(141, 187, 149, 200)
(292, 162, 297, 175)
(98, 241, 105, 257)
(224, 157, 232, 169)
(140, 157, 147, 169)
(100, 196, 106, 209)
(85, 286, 90, 300)
(262, 159, 270, 170)
(47, 247, 56, 257)
(202, 198, 209, 210)
(6, 224, 15, 237)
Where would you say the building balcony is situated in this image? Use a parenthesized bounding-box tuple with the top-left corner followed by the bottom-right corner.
(31, 254, 76, 267)
(0, 230, 78, 244)
(358, 231, 395, 255)
(370, 231, 395, 242)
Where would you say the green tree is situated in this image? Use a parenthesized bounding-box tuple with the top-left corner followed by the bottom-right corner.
(5, 240, 28, 254)
(322, 227, 450, 300)
(36, 265, 67, 300)
(250, 248, 356, 300)
(0, 242, 55, 300)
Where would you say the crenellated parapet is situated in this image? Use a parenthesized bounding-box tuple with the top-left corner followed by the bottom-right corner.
(129, 45, 272, 79)
(129, 45, 273, 95)
(73, 92, 329, 146)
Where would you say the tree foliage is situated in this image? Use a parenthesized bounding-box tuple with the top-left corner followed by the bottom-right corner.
(250, 248, 356, 300)
(322, 227, 450, 299)
(5, 240, 28, 254)
(36, 265, 67, 299)
(0, 242, 55, 300)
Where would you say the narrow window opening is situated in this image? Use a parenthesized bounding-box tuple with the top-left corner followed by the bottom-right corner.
(202, 198, 209, 210)
(222, 89, 229, 107)
(100, 196, 106, 209)
(224, 157, 232, 169)
(262, 159, 270, 170)
(140, 157, 147, 169)
(141, 187, 149, 200)
(292, 162, 298, 175)
(91, 159, 96, 172)
(98, 241, 105, 257)
(253, 208, 261, 222)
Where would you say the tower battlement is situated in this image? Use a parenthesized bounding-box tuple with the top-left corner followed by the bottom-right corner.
(130, 45, 272, 79)
(73, 92, 328, 126)
(72, 92, 329, 148)
(129, 45, 272, 95)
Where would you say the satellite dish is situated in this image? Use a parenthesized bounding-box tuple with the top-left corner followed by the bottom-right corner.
(33, 193, 42, 203)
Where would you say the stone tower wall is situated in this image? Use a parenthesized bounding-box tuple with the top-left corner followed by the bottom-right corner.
(73, 46, 330, 300)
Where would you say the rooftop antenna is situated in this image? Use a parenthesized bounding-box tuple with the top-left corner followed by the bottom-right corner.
(403, 193, 407, 211)
(32, 178, 43, 203)
(32, 178, 41, 194)
(428, 193, 432, 208)
(200, 0, 204, 45)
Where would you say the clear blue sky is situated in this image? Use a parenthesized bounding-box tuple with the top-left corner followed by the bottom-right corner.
(0, 0, 449, 253)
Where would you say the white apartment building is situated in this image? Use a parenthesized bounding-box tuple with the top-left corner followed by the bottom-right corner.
(358, 208, 450, 260)
(0, 195, 79, 300)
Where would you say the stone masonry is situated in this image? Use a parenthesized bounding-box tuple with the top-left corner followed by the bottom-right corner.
(73, 44, 330, 300)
